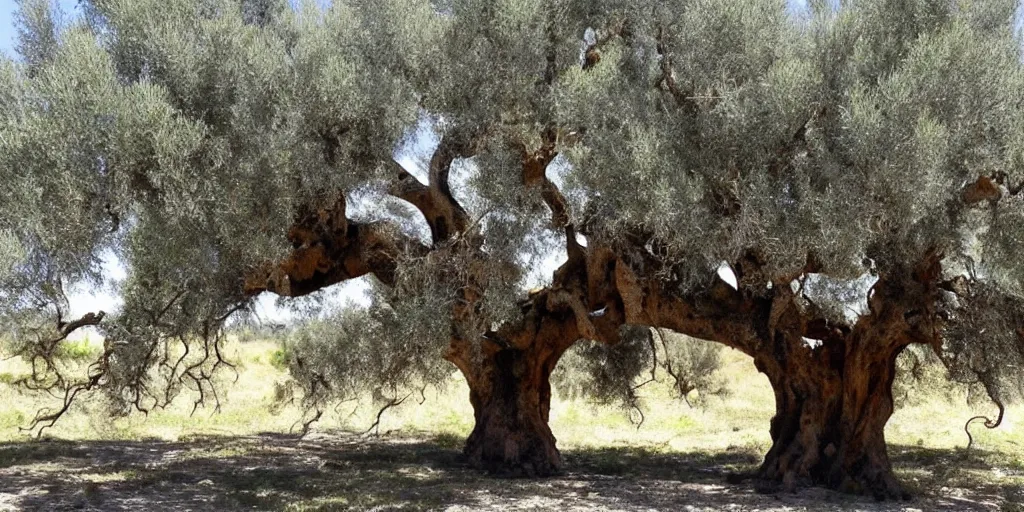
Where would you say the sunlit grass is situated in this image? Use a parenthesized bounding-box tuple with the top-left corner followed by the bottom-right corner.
(79, 470, 137, 483)
(0, 339, 302, 442)
(1, 337, 1021, 493)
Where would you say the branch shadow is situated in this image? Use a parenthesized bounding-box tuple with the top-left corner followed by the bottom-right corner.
(0, 434, 1017, 511)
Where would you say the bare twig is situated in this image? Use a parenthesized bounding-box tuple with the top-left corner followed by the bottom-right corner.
(964, 379, 1006, 451)
(299, 409, 323, 436)
(964, 405, 1004, 451)
(360, 393, 412, 437)
(631, 328, 659, 391)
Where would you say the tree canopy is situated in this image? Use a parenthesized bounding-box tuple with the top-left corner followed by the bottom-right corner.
(2, 0, 1024, 499)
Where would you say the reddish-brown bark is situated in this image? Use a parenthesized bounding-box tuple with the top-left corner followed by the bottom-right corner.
(727, 256, 943, 499)
(749, 299, 911, 499)
(446, 305, 578, 476)
(461, 347, 563, 476)
(607, 247, 946, 499)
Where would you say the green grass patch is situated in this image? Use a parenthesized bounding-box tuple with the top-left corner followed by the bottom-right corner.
(55, 336, 102, 362)
(269, 344, 292, 370)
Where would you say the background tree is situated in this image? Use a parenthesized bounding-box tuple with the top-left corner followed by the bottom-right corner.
(2, 0, 1024, 500)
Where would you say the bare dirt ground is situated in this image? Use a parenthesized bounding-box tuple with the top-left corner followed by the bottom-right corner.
(0, 431, 1019, 512)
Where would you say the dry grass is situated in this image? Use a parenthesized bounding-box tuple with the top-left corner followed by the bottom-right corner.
(1, 340, 1022, 511)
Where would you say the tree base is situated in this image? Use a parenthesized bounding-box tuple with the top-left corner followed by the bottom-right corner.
(463, 420, 562, 477)
(454, 346, 566, 478)
(757, 452, 910, 501)
(749, 295, 916, 501)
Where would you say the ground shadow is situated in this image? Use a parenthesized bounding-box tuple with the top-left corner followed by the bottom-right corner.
(0, 432, 1019, 511)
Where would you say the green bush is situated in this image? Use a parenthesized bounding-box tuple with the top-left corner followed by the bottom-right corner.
(269, 344, 292, 371)
(55, 336, 101, 362)
(656, 330, 730, 407)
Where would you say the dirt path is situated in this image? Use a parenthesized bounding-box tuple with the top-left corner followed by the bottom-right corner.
(0, 432, 1016, 511)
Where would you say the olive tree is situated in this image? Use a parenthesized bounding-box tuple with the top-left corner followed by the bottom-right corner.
(3, 0, 1024, 499)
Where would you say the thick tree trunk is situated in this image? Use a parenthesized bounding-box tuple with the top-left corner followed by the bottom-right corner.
(460, 348, 563, 476)
(752, 323, 910, 500)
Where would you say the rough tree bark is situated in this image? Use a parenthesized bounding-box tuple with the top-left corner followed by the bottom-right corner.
(443, 242, 635, 476)
(611, 242, 948, 499)
(461, 347, 563, 476)
(732, 255, 945, 500)
(445, 308, 577, 477)
(750, 307, 911, 499)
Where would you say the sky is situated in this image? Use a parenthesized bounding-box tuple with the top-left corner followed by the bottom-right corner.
(0, 0, 78, 57)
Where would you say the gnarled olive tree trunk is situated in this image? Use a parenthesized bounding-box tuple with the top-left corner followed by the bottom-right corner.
(753, 331, 908, 500)
(641, 250, 946, 499)
(740, 264, 942, 500)
(445, 305, 579, 477)
(460, 347, 563, 476)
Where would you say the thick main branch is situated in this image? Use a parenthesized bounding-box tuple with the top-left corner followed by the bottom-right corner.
(390, 133, 480, 245)
(244, 195, 426, 297)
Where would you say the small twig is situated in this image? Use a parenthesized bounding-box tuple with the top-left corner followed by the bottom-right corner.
(360, 393, 412, 437)
(299, 409, 323, 436)
(630, 404, 646, 430)
(964, 399, 1005, 450)
(630, 328, 659, 392)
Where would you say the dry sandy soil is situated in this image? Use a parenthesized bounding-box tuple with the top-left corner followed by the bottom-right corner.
(0, 431, 1018, 512)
